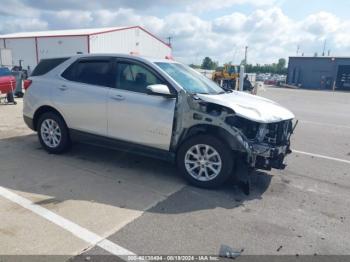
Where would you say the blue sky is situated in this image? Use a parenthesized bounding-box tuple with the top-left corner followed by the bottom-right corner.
(280, 0, 349, 19)
(0, 0, 349, 64)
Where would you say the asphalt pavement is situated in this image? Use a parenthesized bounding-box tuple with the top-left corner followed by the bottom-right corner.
(0, 87, 349, 261)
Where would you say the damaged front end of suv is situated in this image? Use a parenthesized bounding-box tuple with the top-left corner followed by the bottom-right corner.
(154, 60, 295, 191)
(172, 89, 296, 189)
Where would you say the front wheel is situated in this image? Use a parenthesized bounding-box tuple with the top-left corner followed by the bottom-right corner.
(177, 135, 234, 188)
(37, 112, 71, 154)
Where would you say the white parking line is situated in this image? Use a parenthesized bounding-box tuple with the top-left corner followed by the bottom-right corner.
(293, 149, 350, 165)
(0, 186, 135, 259)
(299, 119, 350, 129)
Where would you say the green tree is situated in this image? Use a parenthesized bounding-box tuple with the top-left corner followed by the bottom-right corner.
(229, 58, 287, 74)
(277, 58, 286, 70)
(201, 57, 217, 70)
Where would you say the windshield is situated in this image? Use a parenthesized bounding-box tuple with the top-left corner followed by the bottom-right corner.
(0, 67, 11, 77)
(155, 62, 224, 94)
(227, 65, 237, 74)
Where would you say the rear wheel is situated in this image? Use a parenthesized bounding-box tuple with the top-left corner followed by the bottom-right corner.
(37, 112, 70, 154)
(177, 135, 234, 188)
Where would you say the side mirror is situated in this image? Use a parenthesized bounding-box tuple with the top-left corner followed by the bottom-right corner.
(146, 84, 175, 98)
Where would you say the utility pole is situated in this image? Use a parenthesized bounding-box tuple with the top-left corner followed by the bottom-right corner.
(166, 36, 173, 47)
(239, 65, 245, 91)
(239, 46, 247, 92)
(296, 45, 300, 55)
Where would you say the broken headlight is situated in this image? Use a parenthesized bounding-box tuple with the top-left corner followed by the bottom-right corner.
(225, 116, 260, 140)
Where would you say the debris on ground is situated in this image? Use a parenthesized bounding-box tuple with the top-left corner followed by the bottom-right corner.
(219, 244, 244, 259)
(276, 245, 283, 252)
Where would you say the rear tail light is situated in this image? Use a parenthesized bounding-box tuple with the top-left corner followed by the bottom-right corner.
(23, 79, 32, 90)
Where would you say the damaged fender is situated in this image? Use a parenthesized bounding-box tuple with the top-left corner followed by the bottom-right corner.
(171, 91, 294, 171)
(171, 91, 254, 162)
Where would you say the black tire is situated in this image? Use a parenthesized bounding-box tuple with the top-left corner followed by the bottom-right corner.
(37, 112, 71, 154)
(177, 135, 234, 188)
(15, 91, 24, 98)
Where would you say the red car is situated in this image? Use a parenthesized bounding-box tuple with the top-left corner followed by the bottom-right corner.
(0, 67, 16, 94)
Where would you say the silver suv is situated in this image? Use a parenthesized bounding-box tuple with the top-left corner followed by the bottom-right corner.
(23, 54, 295, 189)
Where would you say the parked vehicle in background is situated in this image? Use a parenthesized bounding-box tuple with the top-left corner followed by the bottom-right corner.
(0, 67, 16, 104)
(257, 73, 286, 86)
(0, 67, 16, 93)
(23, 54, 295, 189)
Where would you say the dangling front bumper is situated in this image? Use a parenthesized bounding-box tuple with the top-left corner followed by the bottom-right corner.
(246, 120, 297, 170)
(250, 142, 292, 170)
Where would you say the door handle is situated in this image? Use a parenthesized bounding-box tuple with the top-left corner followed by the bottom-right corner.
(111, 94, 125, 101)
(58, 85, 68, 91)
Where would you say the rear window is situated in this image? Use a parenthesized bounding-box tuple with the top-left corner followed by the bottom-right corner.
(62, 60, 113, 87)
(31, 57, 69, 76)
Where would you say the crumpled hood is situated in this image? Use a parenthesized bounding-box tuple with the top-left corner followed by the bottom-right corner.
(196, 91, 295, 123)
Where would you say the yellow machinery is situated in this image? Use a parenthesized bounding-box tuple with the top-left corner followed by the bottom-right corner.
(212, 64, 240, 90)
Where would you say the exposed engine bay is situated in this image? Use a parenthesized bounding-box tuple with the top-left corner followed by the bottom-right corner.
(172, 91, 296, 172)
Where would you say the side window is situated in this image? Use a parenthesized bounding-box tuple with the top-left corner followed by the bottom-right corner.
(117, 62, 163, 93)
(62, 60, 113, 87)
(32, 57, 69, 76)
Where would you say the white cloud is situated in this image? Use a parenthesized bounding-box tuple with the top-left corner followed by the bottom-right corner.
(34, 10, 93, 32)
(0, 0, 38, 17)
(163, 13, 211, 38)
(185, 0, 277, 12)
(332, 19, 350, 49)
(303, 12, 340, 36)
(0, 18, 48, 33)
(213, 13, 247, 34)
(51, 10, 93, 28)
(92, 8, 164, 33)
(1, 1, 350, 64)
(23, 0, 277, 12)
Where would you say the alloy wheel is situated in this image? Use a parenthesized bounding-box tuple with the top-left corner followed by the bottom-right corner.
(184, 144, 222, 182)
(40, 119, 62, 148)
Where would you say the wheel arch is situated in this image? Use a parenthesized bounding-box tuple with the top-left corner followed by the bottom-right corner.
(33, 105, 66, 131)
(176, 124, 246, 153)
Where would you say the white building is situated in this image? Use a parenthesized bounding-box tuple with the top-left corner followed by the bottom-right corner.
(0, 26, 172, 70)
